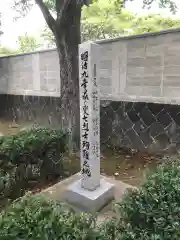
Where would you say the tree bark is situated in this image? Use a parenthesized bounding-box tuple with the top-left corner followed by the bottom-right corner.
(54, 2, 81, 151)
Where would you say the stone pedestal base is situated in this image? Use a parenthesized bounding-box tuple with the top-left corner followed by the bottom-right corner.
(64, 178, 114, 213)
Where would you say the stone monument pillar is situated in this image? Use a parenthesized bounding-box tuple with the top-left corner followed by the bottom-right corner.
(65, 42, 114, 213)
(79, 42, 100, 191)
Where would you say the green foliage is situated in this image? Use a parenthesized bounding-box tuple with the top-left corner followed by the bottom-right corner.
(41, 0, 180, 44)
(81, 0, 180, 41)
(17, 33, 41, 52)
(13, 0, 179, 46)
(2, 159, 180, 239)
(41, 25, 56, 48)
(0, 33, 41, 56)
(98, 218, 121, 240)
(0, 194, 103, 239)
(0, 46, 19, 56)
(81, 0, 134, 41)
(142, 0, 178, 14)
(131, 13, 180, 34)
(0, 128, 67, 207)
(0, 127, 67, 168)
(113, 160, 180, 239)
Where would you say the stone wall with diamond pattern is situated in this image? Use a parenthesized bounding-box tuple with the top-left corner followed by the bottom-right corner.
(101, 101, 180, 154)
(0, 94, 180, 154)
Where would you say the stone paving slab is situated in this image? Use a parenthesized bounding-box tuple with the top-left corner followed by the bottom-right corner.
(41, 173, 135, 222)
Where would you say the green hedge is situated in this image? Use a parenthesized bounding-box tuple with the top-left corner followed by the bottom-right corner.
(0, 194, 103, 240)
(0, 128, 67, 207)
(113, 160, 180, 240)
(0, 193, 120, 240)
(1, 152, 180, 239)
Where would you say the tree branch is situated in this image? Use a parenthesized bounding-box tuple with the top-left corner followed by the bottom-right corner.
(56, 0, 71, 25)
(55, 0, 61, 13)
(55, 0, 91, 26)
(56, 0, 90, 25)
(35, 0, 57, 32)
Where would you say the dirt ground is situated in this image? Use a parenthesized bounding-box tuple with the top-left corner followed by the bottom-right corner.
(0, 120, 163, 187)
(64, 149, 163, 186)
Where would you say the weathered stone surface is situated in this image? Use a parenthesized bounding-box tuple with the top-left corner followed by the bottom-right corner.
(1, 29, 180, 104)
(64, 178, 114, 213)
(100, 101, 180, 154)
(2, 30, 180, 154)
(1, 94, 180, 154)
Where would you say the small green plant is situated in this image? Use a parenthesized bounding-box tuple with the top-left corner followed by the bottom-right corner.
(0, 128, 68, 207)
(0, 194, 103, 240)
(98, 218, 121, 240)
(114, 160, 180, 240)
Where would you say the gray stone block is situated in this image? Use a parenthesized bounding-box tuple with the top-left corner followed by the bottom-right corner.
(64, 179, 114, 213)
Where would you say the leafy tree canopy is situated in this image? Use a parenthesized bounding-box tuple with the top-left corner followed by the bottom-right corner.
(142, 0, 178, 13)
(0, 46, 18, 56)
(41, 0, 180, 45)
(17, 33, 41, 52)
(11, 0, 179, 149)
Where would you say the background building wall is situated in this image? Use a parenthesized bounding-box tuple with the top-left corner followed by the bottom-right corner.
(1, 29, 180, 104)
(1, 29, 180, 154)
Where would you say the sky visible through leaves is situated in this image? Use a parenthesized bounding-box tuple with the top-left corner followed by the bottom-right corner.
(0, 0, 179, 48)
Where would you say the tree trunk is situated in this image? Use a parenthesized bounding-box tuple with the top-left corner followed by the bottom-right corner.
(54, 2, 81, 152)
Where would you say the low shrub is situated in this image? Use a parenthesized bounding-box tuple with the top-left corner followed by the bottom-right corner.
(0, 128, 67, 207)
(2, 145, 180, 239)
(98, 218, 120, 240)
(0, 194, 123, 240)
(0, 194, 103, 240)
(114, 160, 180, 240)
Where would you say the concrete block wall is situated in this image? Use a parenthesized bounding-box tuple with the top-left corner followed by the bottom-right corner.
(1, 94, 180, 154)
(1, 28, 180, 103)
(1, 28, 180, 154)
(0, 50, 60, 97)
(97, 29, 180, 104)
